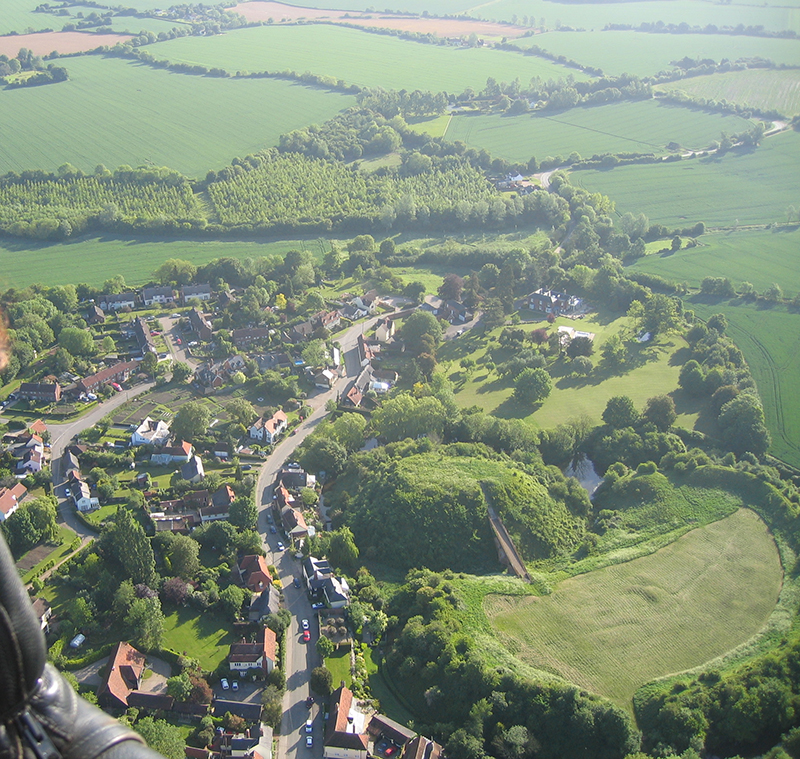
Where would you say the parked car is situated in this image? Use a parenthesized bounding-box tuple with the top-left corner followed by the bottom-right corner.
(171, 313, 180, 318)
(175, 338, 182, 345)
(305, 736, 313, 748)
(303, 630, 310, 643)
(305, 696, 314, 708)
(311, 602, 325, 610)
(305, 719, 313, 734)
(269, 526, 277, 534)
(276, 541, 285, 551)
(231, 680, 239, 692)
(301, 619, 309, 630)
(293, 577, 302, 588)
(64, 488, 70, 498)
(220, 679, 229, 690)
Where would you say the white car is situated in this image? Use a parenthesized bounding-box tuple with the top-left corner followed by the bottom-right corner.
(220, 678, 229, 690)
(301, 619, 309, 630)
(276, 541, 285, 551)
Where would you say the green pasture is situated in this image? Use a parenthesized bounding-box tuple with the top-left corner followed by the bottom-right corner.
(0, 55, 354, 177)
(439, 312, 687, 429)
(406, 113, 451, 138)
(444, 100, 755, 163)
(149, 24, 589, 92)
(485, 508, 782, 707)
(571, 129, 800, 227)
(0, 234, 334, 289)
(162, 607, 235, 671)
(108, 17, 189, 35)
(0, 0, 48, 35)
(658, 68, 800, 116)
(629, 228, 800, 297)
(686, 297, 800, 467)
(524, 30, 800, 77)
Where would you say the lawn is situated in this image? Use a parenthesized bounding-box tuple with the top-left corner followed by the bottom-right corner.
(685, 296, 800, 468)
(524, 30, 800, 77)
(628, 227, 800, 298)
(162, 607, 236, 671)
(444, 99, 755, 163)
(571, 129, 800, 227)
(325, 646, 352, 687)
(485, 508, 783, 707)
(149, 24, 589, 93)
(0, 235, 335, 289)
(18, 526, 79, 584)
(657, 67, 800, 117)
(0, 54, 355, 177)
(440, 312, 687, 430)
(364, 648, 417, 726)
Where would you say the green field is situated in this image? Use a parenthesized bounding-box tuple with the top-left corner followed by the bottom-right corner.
(485, 508, 782, 706)
(571, 129, 800, 227)
(149, 24, 588, 92)
(444, 100, 755, 163)
(0, 55, 354, 177)
(439, 312, 687, 429)
(162, 607, 236, 671)
(0, 0, 47, 35)
(687, 297, 800, 467)
(629, 228, 800, 297)
(108, 17, 190, 35)
(524, 30, 800, 77)
(0, 235, 334, 289)
(659, 68, 800, 116)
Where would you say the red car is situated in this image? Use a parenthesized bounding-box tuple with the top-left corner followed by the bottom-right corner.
(302, 630, 310, 643)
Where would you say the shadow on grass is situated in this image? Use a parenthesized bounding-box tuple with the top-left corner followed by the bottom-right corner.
(492, 396, 542, 419)
(671, 388, 720, 437)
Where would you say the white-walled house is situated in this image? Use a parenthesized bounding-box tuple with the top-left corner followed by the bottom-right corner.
(131, 417, 171, 447)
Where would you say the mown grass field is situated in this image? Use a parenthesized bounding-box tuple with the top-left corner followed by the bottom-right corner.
(525, 30, 800, 77)
(0, 0, 46, 35)
(658, 68, 800, 116)
(162, 607, 236, 671)
(149, 24, 589, 92)
(0, 55, 354, 177)
(444, 100, 755, 162)
(485, 508, 782, 707)
(571, 129, 800, 227)
(629, 228, 800, 297)
(687, 297, 800, 467)
(438, 312, 687, 429)
(0, 234, 335, 289)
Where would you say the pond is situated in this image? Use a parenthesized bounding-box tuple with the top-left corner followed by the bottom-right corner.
(564, 453, 603, 497)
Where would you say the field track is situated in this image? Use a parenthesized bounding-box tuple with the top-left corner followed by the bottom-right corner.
(0, 31, 133, 57)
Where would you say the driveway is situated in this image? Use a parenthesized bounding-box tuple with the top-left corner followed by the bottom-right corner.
(73, 652, 171, 692)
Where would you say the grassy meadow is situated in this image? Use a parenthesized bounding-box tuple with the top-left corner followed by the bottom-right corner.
(438, 311, 687, 429)
(523, 31, 800, 77)
(485, 508, 782, 707)
(149, 24, 588, 92)
(0, 0, 47, 35)
(0, 55, 354, 177)
(571, 129, 800, 227)
(162, 607, 236, 671)
(0, 235, 334, 289)
(658, 68, 800, 117)
(444, 100, 755, 163)
(629, 228, 800, 297)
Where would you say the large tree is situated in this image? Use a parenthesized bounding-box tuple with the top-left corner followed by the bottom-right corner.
(372, 394, 447, 442)
(167, 534, 200, 580)
(109, 508, 157, 587)
(225, 398, 255, 427)
(327, 527, 359, 570)
(642, 395, 677, 431)
(171, 401, 211, 442)
(513, 368, 552, 405)
(229, 496, 257, 530)
(400, 311, 442, 354)
(58, 326, 94, 357)
(717, 392, 771, 456)
(125, 596, 165, 651)
(602, 395, 639, 429)
(134, 717, 184, 759)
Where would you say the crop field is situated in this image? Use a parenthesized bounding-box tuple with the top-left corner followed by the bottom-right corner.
(571, 129, 800, 227)
(485, 508, 783, 707)
(108, 17, 190, 36)
(687, 298, 800, 467)
(149, 25, 588, 92)
(0, 235, 335, 289)
(0, 0, 48, 35)
(522, 30, 800, 77)
(444, 100, 755, 163)
(0, 55, 354, 177)
(0, 31, 133, 57)
(438, 312, 687, 429)
(629, 228, 800, 297)
(659, 68, 800, 117)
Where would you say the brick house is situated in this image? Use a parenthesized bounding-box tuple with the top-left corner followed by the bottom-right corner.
(18, 382, 61, 403)
(228, 627, 277, 675)
(78, 361, 138, 394)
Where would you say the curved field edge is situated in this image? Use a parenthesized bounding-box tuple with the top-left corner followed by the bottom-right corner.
(482, 509, 784, 707)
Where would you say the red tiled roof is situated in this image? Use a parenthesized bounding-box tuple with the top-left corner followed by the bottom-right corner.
(325, 685, 368, 750)
(0, 482, 27, 516)
(98, 642, 146, 708)
(29, 419, 47, 435)
(239, 555, 272, 592)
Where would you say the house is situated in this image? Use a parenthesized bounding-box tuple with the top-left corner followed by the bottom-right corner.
(188, 307, 213, 341)
(232, 327, 271, 348)
(151, 514, 196, 534)
(317, 310, 342, 332)
(183, 489, 210, 509)
(302, 556, 350, 609)
(323, 685, 369, 759)
(338, 304, 365, 322)
(127, 693, 175, 713)
(141, 286, 175, 306)
(62, 450, 80, 480)
(212, 700, 262, 722)
(195, 362, 224, 390)
(218, 289, 237, 308)
(314, 369, 337, 389)
(31, 598, 52, 633)
(249, 410, 288, 444)
(557, 325, 595, 345)
(356, 335, 377, 367)
(87, 304, 105, 325)
(97, 642, 146, 709)
(181, 455, 205, 484)
(525, 288, 582, 315)
(281, 505, 308, 542)
(98, 292, 137, 311)
(78, 361, 138, 394)
(238, 554, 272, 592)
(150, 440, 193, 466)
(443, 300, 473, 323)
(18, 382, 61, 403)
(212, 484, 235, 509)
(131, 417, 170, 447)
(248, 586, 281, 622)
(276, 467, 315, 491)
(420, 295, 444, 316)
(0, 483, 26, 522)
(342, 366, 374, 408)
(227, 627, 277, 675)
(73, 481, 99, 512)
(366, 714, 415, 749)
(402, 736, 444, 759)
(181, 284, 212, 304)
(132, 317, 157, 356)
(374, 318, 395, 343)
(28, 419, 47, 436)
(17, 448, 43, 474)
(287, 320, 314, 342)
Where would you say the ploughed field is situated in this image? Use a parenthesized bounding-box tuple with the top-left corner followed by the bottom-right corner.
(484, 509, 783, 707)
